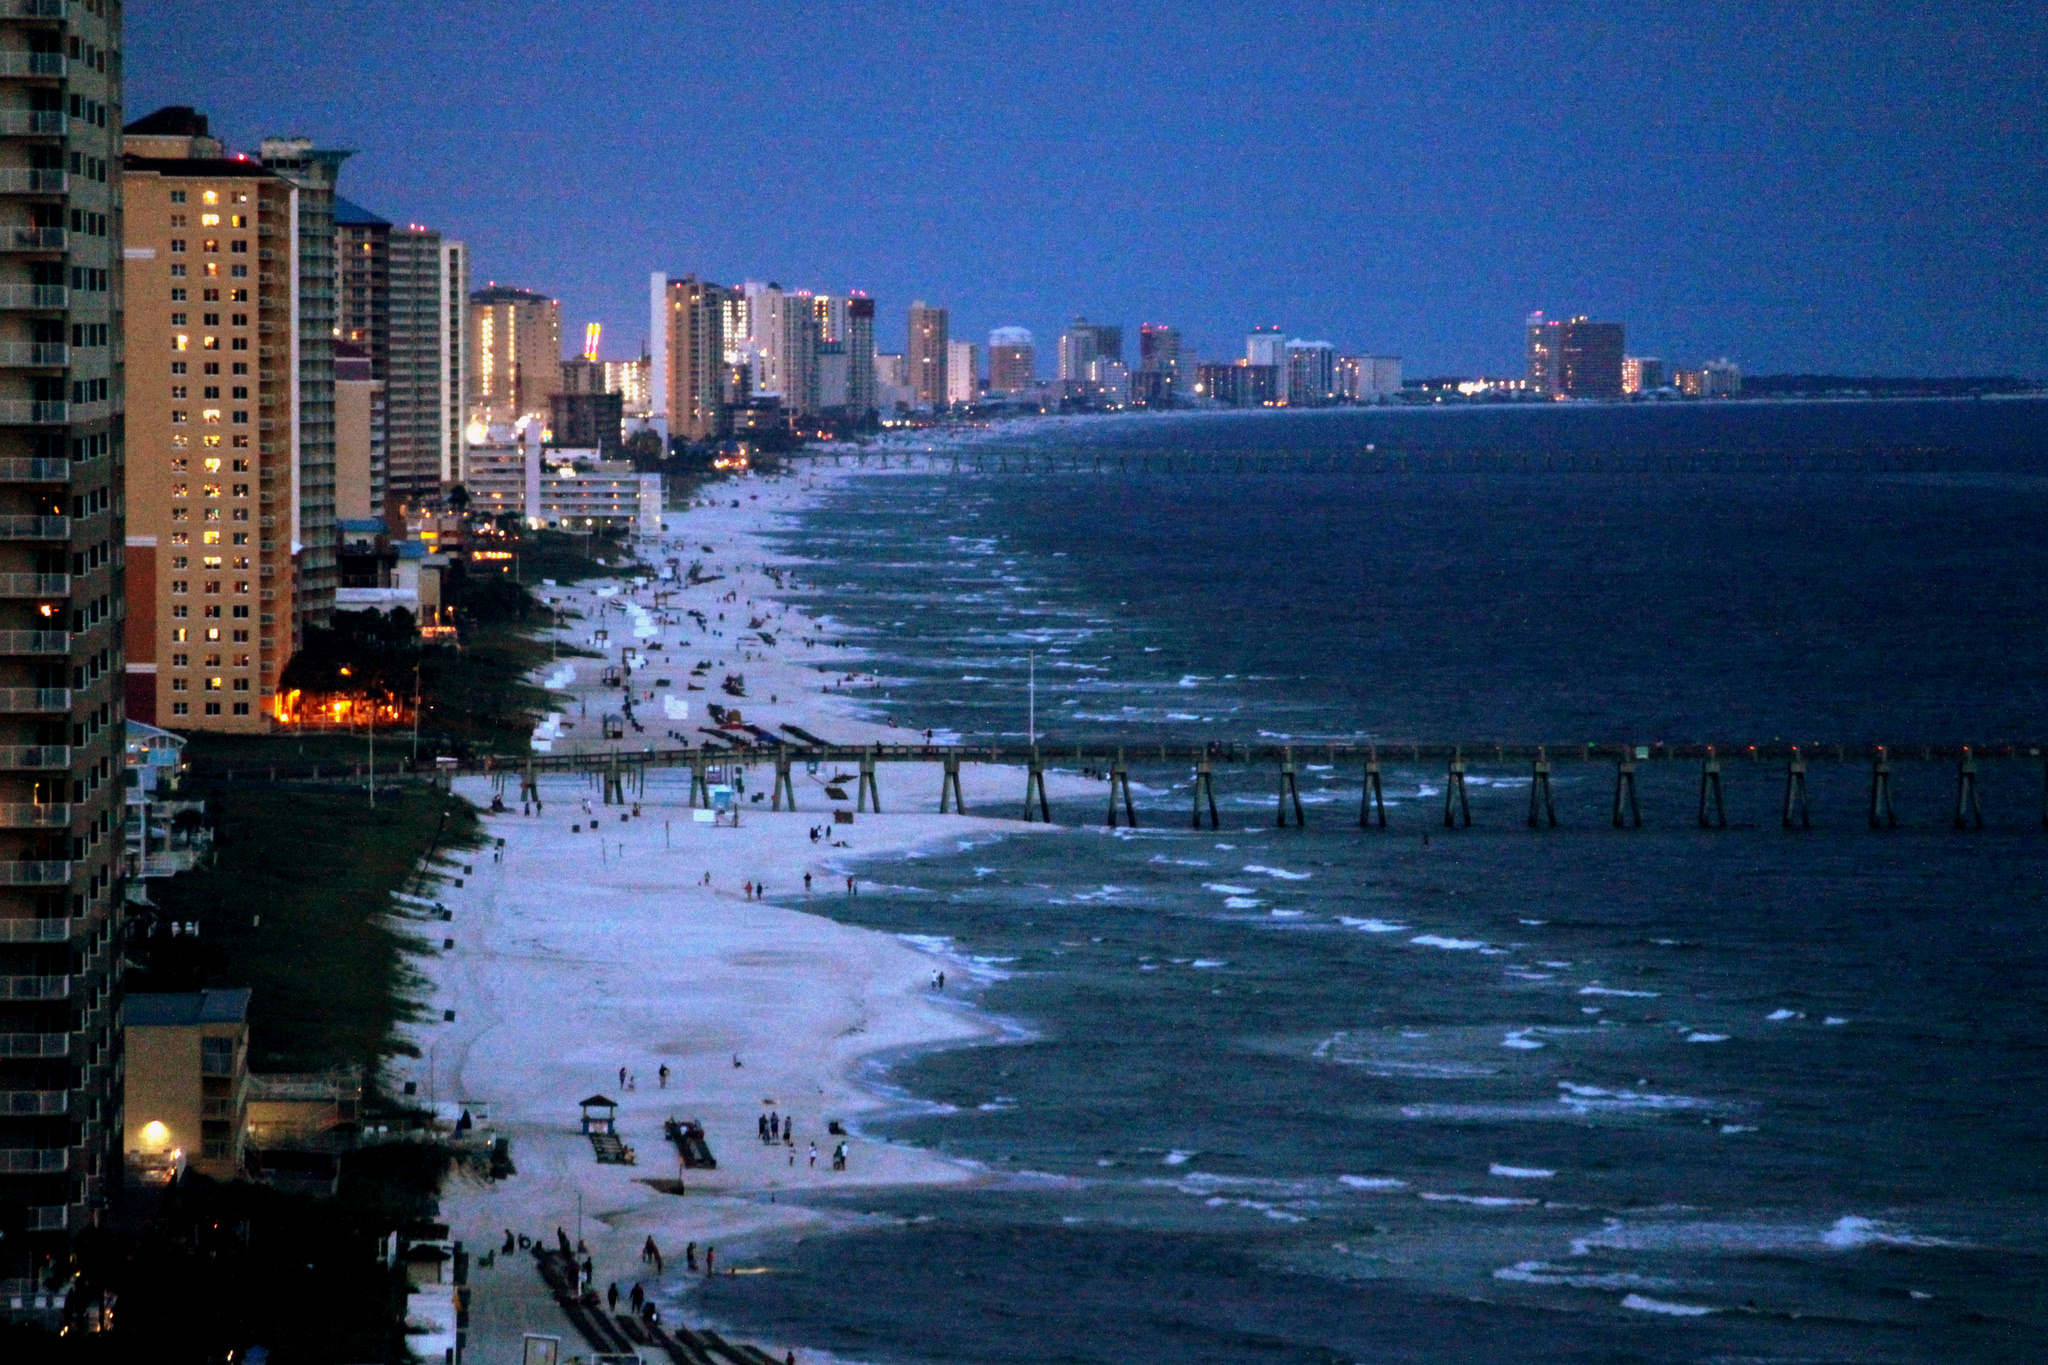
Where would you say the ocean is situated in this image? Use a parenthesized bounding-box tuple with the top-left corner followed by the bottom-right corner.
(706, 400, 2048, 1364)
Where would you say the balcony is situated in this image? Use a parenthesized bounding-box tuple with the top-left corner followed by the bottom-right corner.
(0, 514, 68, 538)
(0, 225, 61, 250)
(0, 686, 66, 711)
(0, 973, 64, 999)
(0, 630, 67, 654)
(0, 573, 67, 596)
(0, 168, 66, 196)
(0, 1090, 66, 1115)
(7, 1, 70, 20)
(0, 111, 63, 140)
(0, 344, 66, 370)
(0, 458, 66, 482)
(0, 53, 65, 79)
(0, 744, 68, 767)
(0, 860, 69, 885)
(0, 399, 66, 424)
(0, 1147, 67, 1173)
(0, 282, 64, 309)
(0, 1032, 67, 1058)
(0, 912, 69, 938)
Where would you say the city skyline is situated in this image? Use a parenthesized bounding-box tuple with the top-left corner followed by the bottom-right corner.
(127, 2, 2048, 377)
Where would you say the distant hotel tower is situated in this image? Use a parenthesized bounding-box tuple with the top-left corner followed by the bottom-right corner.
(467, 284, 561, 429)
(1526, 312, 1625, 400)
(908, 301, 949, 409)
(650, 273, 728, 443)
(0, 0, 129, 1284)
(987, 327, 1034, 395)
(121, 110, 298, 733)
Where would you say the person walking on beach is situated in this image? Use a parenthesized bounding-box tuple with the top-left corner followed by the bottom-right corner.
(808, 1141, 817, 1168)
(642, 1235, 661, 1267)
(659, 1063, 670, 1088)
(607, 1281, 619, 1312)
(619, 1066, 628, 1089)
(630, 1283, 644, 1313)
(847, 875, 856, 896)
(804, 872, 813, 891)
(704, 1246, 715, 1275)
(686, 1242, 698, 1272)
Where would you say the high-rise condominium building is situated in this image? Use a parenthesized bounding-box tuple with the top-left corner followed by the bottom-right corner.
(1622, 356, 1664, 394)
(467, 284, 560, 428)
(1134, 323, 1184, 405)
(1526, 313, 1625, 400)
(908, 301, 948, 408)
(122, 115, 298, 736)
(987, 327, 1034, 395)
(257, 136, 348, 635)
(387, 225, 465, 499)
(1057, 317, 1121, 382)
(1284, 340, 1338, 406)
(652, 274, 728, 443)
(0, 0, 129, 1286)
(334, 198, 388, 508)
(845, 295, 876, 421)
(737, 281, 817, 416)
(945, 340, 978, 405)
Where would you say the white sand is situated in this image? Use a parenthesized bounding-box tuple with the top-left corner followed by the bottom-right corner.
(407, 463, 1097, 1363)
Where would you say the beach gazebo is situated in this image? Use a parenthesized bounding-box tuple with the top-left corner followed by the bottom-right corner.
(578, 1095, 618, 1136)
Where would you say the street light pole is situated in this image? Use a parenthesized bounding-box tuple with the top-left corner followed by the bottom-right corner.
(411, 662, 422, 765)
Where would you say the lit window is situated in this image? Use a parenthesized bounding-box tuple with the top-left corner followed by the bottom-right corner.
(202, 190, 218, 205)
(200, 213, 220, 226)
(206, 677, 223, 691)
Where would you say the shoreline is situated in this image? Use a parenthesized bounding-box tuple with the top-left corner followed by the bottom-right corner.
(409, 457, 1093, 1363)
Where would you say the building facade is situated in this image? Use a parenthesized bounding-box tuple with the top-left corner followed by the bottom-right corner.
(1284, 340, 1337, 405)
(257, 137, 348, 635)
(908, 300, 947, 409)
(655, 274, 727, 443)
(1057, 317, 1121, 382)
(122, 127, 298, 734)
(845, 296, 876, 421)
(123, 989, 250, 1183)
(385, 224, 462, 500)
(945, 339, 978, 405)
(987, 327, 1034, 395)
(466, 284, 559, 428)
(333, 199, 387, 508)
(0, 0, 130, 1288)
(1526, 313, 1625, 400)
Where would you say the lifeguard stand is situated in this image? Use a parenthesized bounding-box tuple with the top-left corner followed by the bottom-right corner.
(578, 1095, 617, 1136)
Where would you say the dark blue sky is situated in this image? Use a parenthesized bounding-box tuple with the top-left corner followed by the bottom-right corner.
(130, 2, 2046, 375)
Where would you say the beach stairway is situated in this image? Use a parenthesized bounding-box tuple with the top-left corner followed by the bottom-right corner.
(534, 1247, 781, 1365)
(664, 1117, 718, 1168)
(588, 1129, 635, 1164)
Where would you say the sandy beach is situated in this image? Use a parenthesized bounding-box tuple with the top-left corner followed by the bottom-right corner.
(403, 461, 1090, 1363)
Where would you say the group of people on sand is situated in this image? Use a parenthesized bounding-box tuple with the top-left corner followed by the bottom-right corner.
(618, 1063, 671, 1092)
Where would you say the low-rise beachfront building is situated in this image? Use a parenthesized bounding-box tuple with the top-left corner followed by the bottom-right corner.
(462, 426, 661, 534)
(123, 988, 251, 1183)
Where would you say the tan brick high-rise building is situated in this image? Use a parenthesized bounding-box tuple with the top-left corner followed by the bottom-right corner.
(121, 112, 296, 733)
(908, 300, 948, 409)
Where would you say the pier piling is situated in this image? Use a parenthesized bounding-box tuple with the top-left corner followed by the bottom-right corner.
(1527, 748, 1558, 828)
(856, 748, 881, 813)
(688, 752, 711, 808)
(1443, 748, 1472, 829)
(1868, 748, 1897, 829)
(1192, 756, 1220, 829)
(1106, 748, 1138, 828)
(771, 754, 797, 812)
(1697, 751, 1727, 829)
(939, 750, 966, 814)
(1277, 747, 1306, 828)
(1612, 752, 1642, 829)
(1360, 748, 1387, 829)
(1782, 750, 1812, 829)
(1953, 748, 1983, 830)
(1023, 748, 1051, 823)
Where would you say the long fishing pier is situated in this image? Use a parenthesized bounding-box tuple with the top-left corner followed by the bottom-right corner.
(416, 739, 2048, 833)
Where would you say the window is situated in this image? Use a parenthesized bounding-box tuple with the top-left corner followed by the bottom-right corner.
(229, 215, 246, 228)
(170, 288, 187, 302)
(169, 239, 185, 253)
(172, 702, 189, 716)
(202, 190, 218, 205)
(230, 289, 248, 302)
(232, 679, 250, 692)
(171, 436, 189, 449)
(231, 363, 247, 375)
(172, 335, 188, 352)
(170, 386, 187, 400)
(169, 411, 187, 425)
(170, 655, 188, 669)
(205, 677, 222, 691)
(170, 263, 186, 278)
(171, 605, 188, 618)
(170, 190, 186, 204)
(201, 239, 218, 253)
(202, 312, 219, 326)
(171, 628, 189, 643)
(204, 702, 222, 716)
(171, 581, 188, 595)
(200, 213, 220, 227)
(170, 679, 187, 692)
(230, 264, 247, 278)
(170, 556, 188, 569)
(202, 386, 219, 400)
(232, 629, 249, 643)
(204, 627, 220, 642)
(171, 361, 187, 375)
(232, 702, 251, 716)
(170, 313, 187, 327)
(231, 532, 248, 545)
